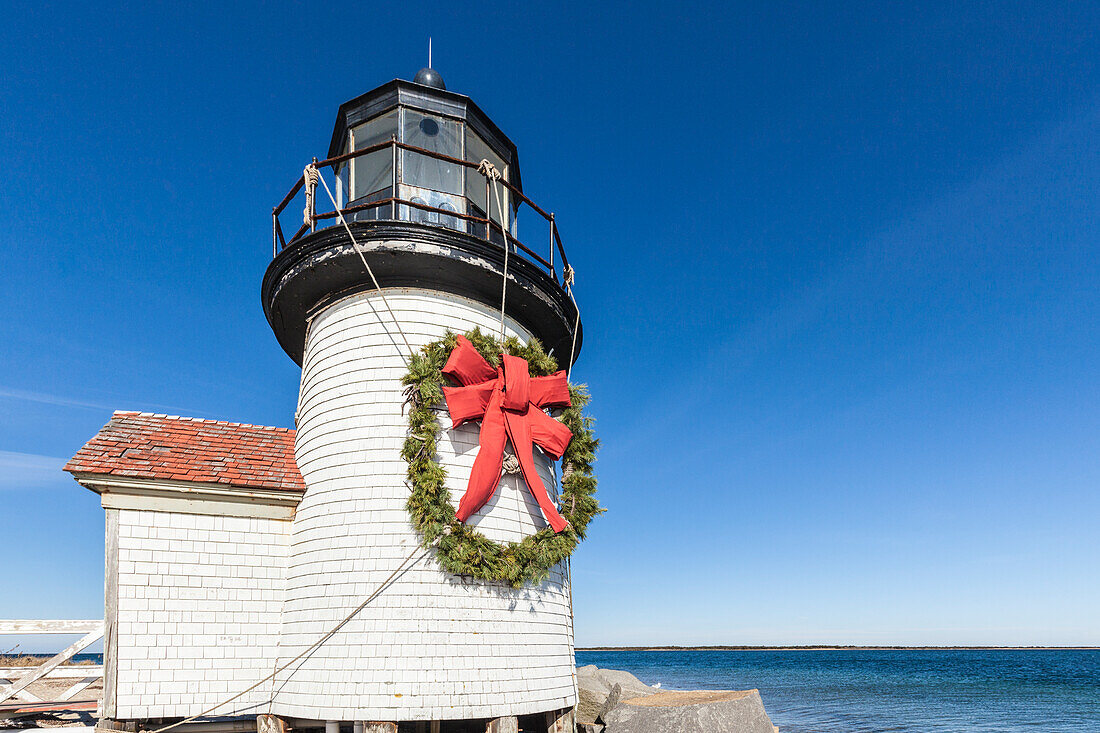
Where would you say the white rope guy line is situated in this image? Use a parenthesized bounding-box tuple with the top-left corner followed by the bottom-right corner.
(478, 159, 510, 342)
(478, 158, 580, 377)
(563, 264, 581, 379)
(148, 545, 429, 733)
(311, 165, 415, 364)
(476, 158, 580, 376)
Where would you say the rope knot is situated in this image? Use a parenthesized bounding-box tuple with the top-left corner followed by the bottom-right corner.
(302, 165, 320, 228)
(478, 158, 502, 181)
(502, 449, 522, 475)
(563, 264, 576, 288)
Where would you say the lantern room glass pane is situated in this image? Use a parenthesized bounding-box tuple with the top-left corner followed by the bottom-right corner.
(335, 142, 349, 209)
(351, 110, 397, 201)
(401, 111, 462, 195)
(465, 131, 506, 216)
(353, 150, 391, 201)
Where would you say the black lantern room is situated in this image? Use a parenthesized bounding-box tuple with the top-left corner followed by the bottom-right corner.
(263, 68, 580, 367)
(328, 70, 520, 237)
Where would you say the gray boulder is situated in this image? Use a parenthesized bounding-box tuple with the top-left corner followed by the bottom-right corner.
(592, 669, 659, 699)
(597, 683, 622, 723)
(576, 673, 608, 724)
(601, 689, 777, 733)
(577, 665, 658, 698)
(576, 665, 658, 724)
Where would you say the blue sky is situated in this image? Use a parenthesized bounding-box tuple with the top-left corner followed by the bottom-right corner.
(2, 1, 1099, 649)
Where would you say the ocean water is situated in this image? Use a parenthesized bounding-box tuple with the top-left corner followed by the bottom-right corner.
(0, 653, 103, 664)
(575, 649, 1100, 732)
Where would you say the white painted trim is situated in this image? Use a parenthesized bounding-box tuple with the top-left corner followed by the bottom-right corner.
(103, 508, 118, 719)
(0, 666, 104, 679)
(70, 473, 303, 520)
(73, 473, 302, 503)
(0, 621, 102, 634)
(100, 492, 297, 520)
(58, 676, 100, 702)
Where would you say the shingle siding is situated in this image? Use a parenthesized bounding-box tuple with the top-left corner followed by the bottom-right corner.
(113, 509, 289, 720)
(271, 288, 576, 722)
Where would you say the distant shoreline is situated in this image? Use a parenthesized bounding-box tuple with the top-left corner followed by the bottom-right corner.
(577, 645, 1100, 651)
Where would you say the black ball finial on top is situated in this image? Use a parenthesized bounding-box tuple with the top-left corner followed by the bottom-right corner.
(414, 67, 446, 90)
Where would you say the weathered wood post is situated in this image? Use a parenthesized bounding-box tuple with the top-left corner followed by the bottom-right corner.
(486, 717, 519, 733)
(545, 707, 576, 733)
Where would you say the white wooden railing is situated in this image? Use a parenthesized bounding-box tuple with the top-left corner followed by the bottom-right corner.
(0, 620, 104, 717)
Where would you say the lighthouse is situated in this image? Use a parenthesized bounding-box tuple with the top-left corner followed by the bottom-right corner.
(263, 68, 584, 729)
(65, 65, 591, 733)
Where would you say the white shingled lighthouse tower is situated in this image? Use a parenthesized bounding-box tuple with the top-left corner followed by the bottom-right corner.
(262, 67, 582, 729)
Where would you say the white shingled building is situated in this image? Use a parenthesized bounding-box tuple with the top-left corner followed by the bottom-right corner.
(66, 67, 584, 733)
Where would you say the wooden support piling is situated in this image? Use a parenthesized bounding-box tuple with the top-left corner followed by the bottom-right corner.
(544, 707, 576, 733)
(362, 724, 396, 733)
(486, 717, 519, 733)
(257, 715, 288, 733)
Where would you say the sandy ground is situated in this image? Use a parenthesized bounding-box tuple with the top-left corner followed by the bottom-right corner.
(8, 679, 102, 703)
(0, 678, 102, 729)
(0, 720, 95, 730)
(621, 689, 756, 707)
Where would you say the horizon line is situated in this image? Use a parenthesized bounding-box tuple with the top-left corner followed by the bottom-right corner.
(576, 645, 1100, 651)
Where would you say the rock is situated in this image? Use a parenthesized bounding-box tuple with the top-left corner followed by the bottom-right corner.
(576, 666, 658, 724)
(577, 672, 610, 723)
(578, 665, 658, 698)
(601, 689, 777, 733)
(577, 686, 606, 723)
(594, 668, 659, 699)
(596, 683, 622, 723)
(576, 666, 778, 732)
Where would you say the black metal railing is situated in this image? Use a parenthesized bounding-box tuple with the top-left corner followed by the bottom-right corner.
(272, 138, 570, 284)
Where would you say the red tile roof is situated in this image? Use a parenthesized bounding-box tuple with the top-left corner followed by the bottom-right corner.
(64, 411, 304, 493)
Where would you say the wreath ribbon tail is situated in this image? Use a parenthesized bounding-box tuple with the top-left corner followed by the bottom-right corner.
(505, 410, 570, 533)
(455, 389, 508, 523)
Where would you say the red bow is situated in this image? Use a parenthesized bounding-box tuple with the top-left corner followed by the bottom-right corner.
(442, 336, 573, 533)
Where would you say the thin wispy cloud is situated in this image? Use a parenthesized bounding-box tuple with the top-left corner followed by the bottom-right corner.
(0, 450, 67, 488)
(0, 386, 199, 416)
(0, 387, 114, 411)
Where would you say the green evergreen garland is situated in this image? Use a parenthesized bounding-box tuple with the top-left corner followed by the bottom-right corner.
(401, 328, 601, 587)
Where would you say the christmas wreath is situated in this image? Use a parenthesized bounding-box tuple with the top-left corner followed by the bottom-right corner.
(401, 329, 601, 586)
